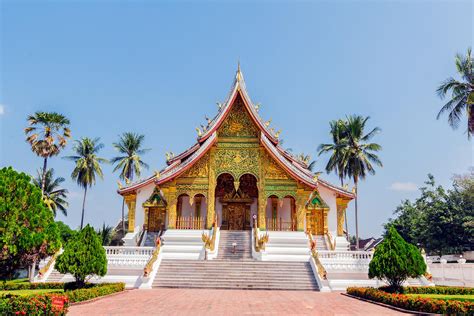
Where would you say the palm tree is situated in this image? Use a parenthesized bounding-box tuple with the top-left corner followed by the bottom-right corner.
(111, 132, 150, 233)
(342, 115, 382, 249)
(97, 223, 113, 246)
(64, 137, 108, 229)
(24, 112, 71, 193)
(318, 119, 350, 237)
(33, 168, 69, 216)
(318, 119, 348, 186)
(437, 48, 474, 138)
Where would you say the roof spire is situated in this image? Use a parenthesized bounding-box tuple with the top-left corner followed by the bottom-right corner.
(236, 60, 243, 81)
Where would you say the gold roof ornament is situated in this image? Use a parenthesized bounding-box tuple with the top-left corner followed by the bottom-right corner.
(352, 187, 356, 194)
(236, 61, 243, 81)
(275, 130, 281, 138)
(216, 102, 223, 110)
(125, 177, 131, 185)
(313, 174, 319, 182)
(343, 184, 349, 190)
(265, 119, 272, 127)
(254, 103, 261, 112)
(154, 170, 161, 179)
(117, 181, 123, 189)
(196, 127, 202, 137)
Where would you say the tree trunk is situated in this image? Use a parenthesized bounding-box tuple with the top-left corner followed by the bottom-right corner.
(340, 177, 349, 240)
(80, 187, 88, 229)
(468, 103, 474, 138)
(354, 181, 359, 250)
(41, 157, 48, 194)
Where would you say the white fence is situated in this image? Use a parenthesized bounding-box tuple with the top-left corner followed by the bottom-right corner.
(318, 250, 373, 271)
(429, 263, 474, 287)
(104, 246, 154, 268)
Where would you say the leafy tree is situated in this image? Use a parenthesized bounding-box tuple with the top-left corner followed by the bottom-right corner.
(387, 173, 473, 255)
(0, 167, 61, 280)
(369, 226, 426, 291)
(33, 168, 68, 216)
(96, 223, 113, 246)
(437, 48, 474, 138)
(111, 132, 150, 233)
(24, 112, 71, 193)
(64, 137, 107, 229)
(55, 221, 77, 245)
(55, 224, 107, 287)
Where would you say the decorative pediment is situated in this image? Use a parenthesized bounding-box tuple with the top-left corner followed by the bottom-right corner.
(143, 187, 167, 208)
(218, 95, 259, 138)
(181, 152, 209, 178)
(263, 151, 290, 180)
(306, 191, 329, 210)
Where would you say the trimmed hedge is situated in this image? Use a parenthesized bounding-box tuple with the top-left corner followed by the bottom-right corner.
(401, 286, 474, 295)
(347, 287, 474, 314)
(0, 282, 65, 291)
(0, 294, 69, 315)
(0, 282, 125, 315)
(65, 283, 125, 303)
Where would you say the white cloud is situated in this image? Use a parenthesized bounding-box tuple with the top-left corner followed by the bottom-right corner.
(0, 104, 4, 115)
(390, 182, 418, 192)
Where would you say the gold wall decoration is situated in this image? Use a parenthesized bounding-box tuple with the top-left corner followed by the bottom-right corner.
(124, 193, 137, 232)
(214, 147, 260, 180)
(206, 148, 217, 228)
(181, 152, 210, 178)
(176, 184, 209, 199)
(218, 99, 259, 138)
(263, 152, 290, 180)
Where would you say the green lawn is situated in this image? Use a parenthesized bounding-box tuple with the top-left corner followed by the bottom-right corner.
(407, 293, 474, 302)
(0, 289, 64, 296)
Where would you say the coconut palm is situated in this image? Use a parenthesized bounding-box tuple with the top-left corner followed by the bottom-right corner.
(342, 115, 382, 249)
(318, 119, 348, 186)
(33, 168, 69, 216)
(318, 119, 350, 237)
(64, 137, 108, 229)
(111, 132, 150, 233)
(24, 112, 71, 193)
(437, 48, 474, 138)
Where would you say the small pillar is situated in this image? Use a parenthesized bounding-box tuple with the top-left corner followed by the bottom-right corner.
(124, 194, 137, 232)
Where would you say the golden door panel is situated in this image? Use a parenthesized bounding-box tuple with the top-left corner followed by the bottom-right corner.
(148, 208, 166, 232)
(306, 210, 324, 235)
(222, 203, 249, 230)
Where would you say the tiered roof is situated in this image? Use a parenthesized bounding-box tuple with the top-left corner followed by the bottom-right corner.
(118, 67, 354, 199)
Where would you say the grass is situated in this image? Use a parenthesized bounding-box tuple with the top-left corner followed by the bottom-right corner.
(0, 289, 64, 296)
(406, 293, 474, 302)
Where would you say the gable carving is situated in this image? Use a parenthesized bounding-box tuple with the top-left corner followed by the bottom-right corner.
(263, 152, 290, 180)
(181, 152, 209, 178)
(218, 97, 259, 138)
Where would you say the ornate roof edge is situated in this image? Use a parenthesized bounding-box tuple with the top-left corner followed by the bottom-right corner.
(198, 67, 279, 144)
(118, 132, 217, 195)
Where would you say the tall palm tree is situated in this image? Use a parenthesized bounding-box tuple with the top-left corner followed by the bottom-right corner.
(64, 137, 108, 229)
(318, 119, 350, 237)
(342, 115, 382, 249)
(24, 112, 71, 193)
(437, 48, 474, 138)
(33, 168, 69, 216)
(111, 132, 150, 233)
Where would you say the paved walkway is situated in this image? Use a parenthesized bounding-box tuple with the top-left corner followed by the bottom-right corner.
(68, 289, 404, 315)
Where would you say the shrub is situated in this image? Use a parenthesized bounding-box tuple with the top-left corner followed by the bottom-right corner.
(64, 283, 125, 303)
(0, 294, 69, 315)
(55, 225, 107, 287)
(0, 282, 65, 291)
(401, 286, 474, 295)
(347, 287, 474, 314)
(369, 226, 426, 291)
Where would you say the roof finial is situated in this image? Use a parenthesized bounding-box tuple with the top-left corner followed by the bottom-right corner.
(236, 60, 243, 81)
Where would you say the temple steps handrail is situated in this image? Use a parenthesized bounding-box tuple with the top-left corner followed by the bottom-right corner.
(265, 218, 296, 231)
(176, 216, 206, 230)
(317, 250, 374, 260)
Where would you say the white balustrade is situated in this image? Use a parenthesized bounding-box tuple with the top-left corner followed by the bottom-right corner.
(318, 250, 373, 271)
(104, 246, 154, 268)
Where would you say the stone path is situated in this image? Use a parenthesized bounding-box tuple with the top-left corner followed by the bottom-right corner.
(68, 289, 404, 315)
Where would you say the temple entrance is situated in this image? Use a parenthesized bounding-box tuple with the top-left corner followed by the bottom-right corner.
(148, 207, 166, 232)
(216, 173, 258, 230)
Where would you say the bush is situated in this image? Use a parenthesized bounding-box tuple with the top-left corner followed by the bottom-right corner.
(400, 286, 474, 295)
(55, 225, 107, 287)
(0, 282, 65, 291)
(64, 283, 125, 303)
(347, 287, 474, 314)
(369, 226, 426, 291)
(0, 294, 69, 315)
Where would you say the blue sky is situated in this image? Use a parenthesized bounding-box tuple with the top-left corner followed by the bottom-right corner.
(1, 0, 472, 237)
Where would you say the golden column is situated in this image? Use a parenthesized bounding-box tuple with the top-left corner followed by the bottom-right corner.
(164, 184, 177, 229)
(124, 193, 137, 232)
(296, 189, 309, 231)
(257, 148, 266, 229)
(206, 148, 216, 229)
(336, 197, 349, 236)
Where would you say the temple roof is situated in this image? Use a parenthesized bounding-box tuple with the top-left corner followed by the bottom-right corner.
(118, 67, 355, 199)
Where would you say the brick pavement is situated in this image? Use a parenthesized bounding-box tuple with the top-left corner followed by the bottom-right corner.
(68, 288, 404, 315)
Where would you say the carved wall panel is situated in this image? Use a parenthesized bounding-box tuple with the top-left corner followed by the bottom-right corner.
(218, 97, 259, 138)
(214, 147, 260, 180)
(181, 152, 209, 178)
(263, 152, 290, 180)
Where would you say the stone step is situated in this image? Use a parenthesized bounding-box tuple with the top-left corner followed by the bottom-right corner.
(153, 283, 318, 291)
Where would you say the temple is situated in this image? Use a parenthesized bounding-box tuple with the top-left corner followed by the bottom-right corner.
(118, 66, 354, 250)
(37, 67, 432, 291)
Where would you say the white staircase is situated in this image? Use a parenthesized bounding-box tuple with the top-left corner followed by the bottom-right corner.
(217, 231, 252, 260)
(260, 231, 310, 261)
(160, 229, 206, 260)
